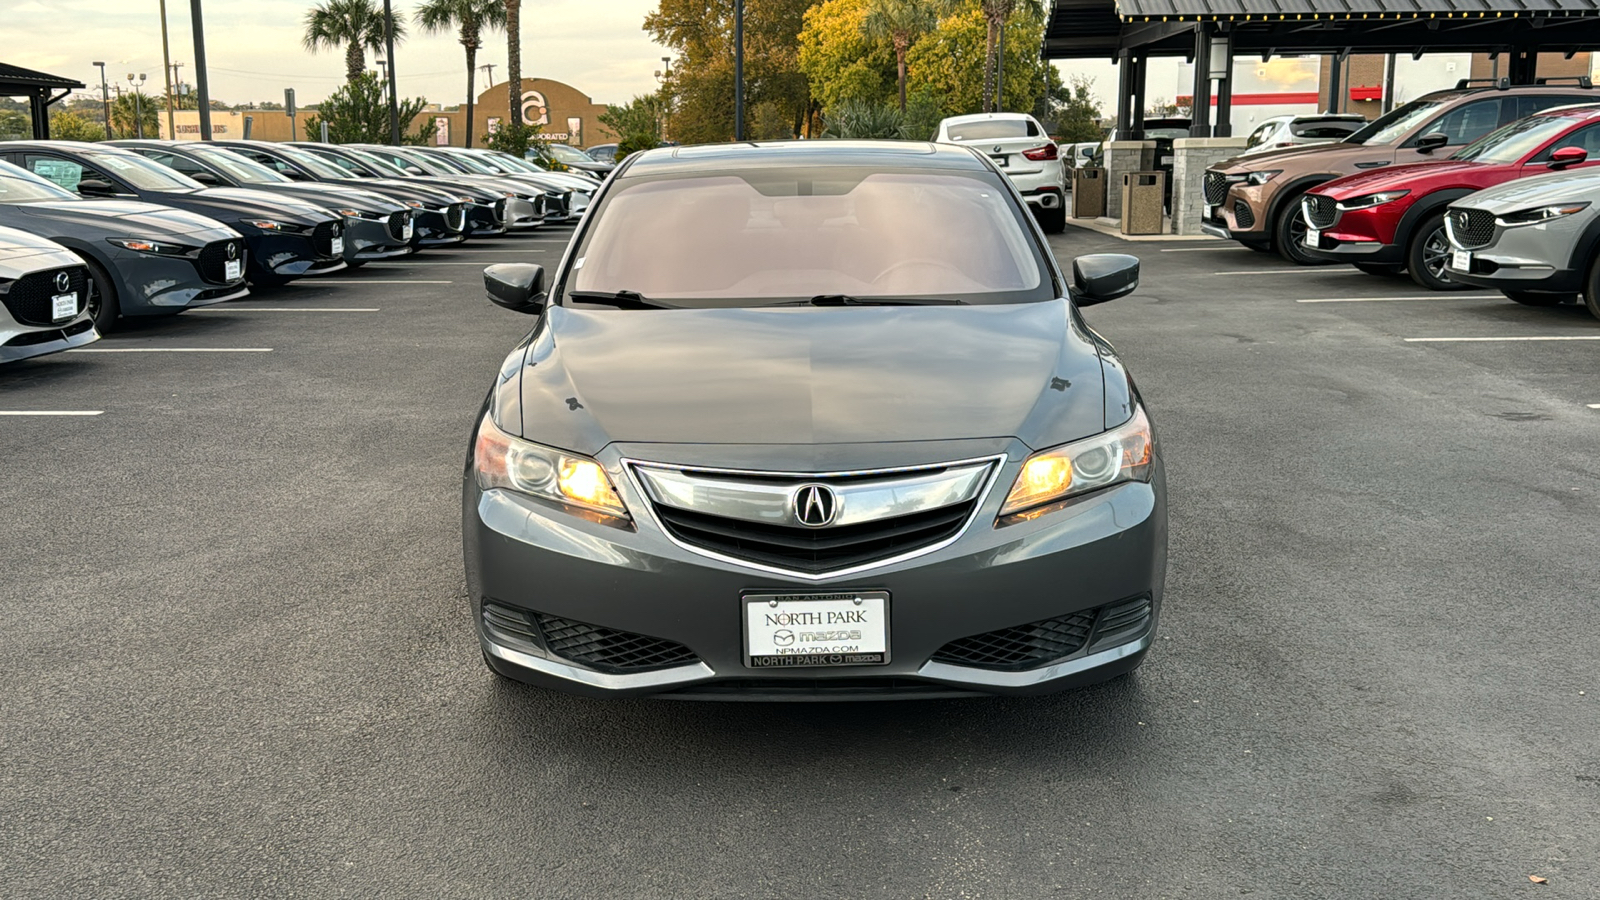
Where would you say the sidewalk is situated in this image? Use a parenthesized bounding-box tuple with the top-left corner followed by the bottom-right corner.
(1062, 215, 1222, 243)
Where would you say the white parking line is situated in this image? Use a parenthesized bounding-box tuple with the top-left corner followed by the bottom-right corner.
(1160, 245, 1243, 252)
(1297, 295, 1498, 303)
(1404, 336, 1600, 343)
(0, 410, 104, 416)
(1215, 269, 1363, 276)
(370, 262, 548, 266)
(73, 347, 274, 353)
(448, 249, 570, 253)
(304, 279, 452, 284)
(1589, 404, 1600, 409)
(193, 307, 380, 313)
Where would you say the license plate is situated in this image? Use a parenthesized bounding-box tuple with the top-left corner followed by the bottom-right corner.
(1206, 204, 1218, 219)
(51, 292, 77, 320)
(403, 220, 414, 240)
(743, 592, 889, 668)
(331, 236, 344, 256)
(991, 156, 1009, 168)
(1305, 227, 1320, 249)
(1450, 249, 1472, 272)
(224, 259, 242, 281)
(1160, 155, 1174, 166)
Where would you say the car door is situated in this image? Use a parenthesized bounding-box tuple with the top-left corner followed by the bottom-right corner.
(1522, 122, 1600, 174)
(19, 153, 138, 199)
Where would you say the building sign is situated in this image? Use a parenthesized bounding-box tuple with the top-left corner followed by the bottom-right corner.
(486, 117, 501, 135)
(175, 124, 229, 134)
(433, 116, 450, 146)
(521, 90, 548, 127)
(567, 117, 582, 145)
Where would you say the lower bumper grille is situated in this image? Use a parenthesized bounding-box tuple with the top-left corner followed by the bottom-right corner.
(931, 595, 1153, 672)
(197, 239, 245, 283)
(2, 265, 89, 327)
(1232, 199, 1256, 230)
(1450, 207, 1496, 249)
(482, 601, 700, 673)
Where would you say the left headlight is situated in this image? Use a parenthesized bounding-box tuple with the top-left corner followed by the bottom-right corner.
(239, 219, 306, 233)
(473, 413, 629, 520)
(334, 208, 380, 219)
(1000, 407, 1154, 518)
(106, 237, 193, 255)
(1496, 202, 1591, 227)
(1227, 169, 1281, 187)
(1337, 190, 1410, 211)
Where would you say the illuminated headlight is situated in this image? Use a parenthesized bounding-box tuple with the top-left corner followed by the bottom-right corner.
(1337, 190, 1410, 211)
(334, 208, 381, 219)
(239, 219, 306, 233)
(1226, 170, 1280, 187)
(403, 200, 423, 208)
(1496, 202, 1591, 227)
(473, 414, 629, 521)
(106, 237, 193, 255)
(999, 407, 1154, 519)
(456, 195, 474, 203)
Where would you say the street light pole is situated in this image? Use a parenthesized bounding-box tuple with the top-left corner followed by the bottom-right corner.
(190, 0, 213, 139)
(383, 0, 400, 144)
(159, 0, 176, 139)
(128, 73, 147, 139)
(93, 61, 111, 139)
(733, 0, 744, 141)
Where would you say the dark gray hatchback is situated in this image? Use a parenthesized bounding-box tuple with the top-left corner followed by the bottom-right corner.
(464, 141, 1167, 700)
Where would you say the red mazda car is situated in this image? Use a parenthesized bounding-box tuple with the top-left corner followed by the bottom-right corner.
(1301, 104, 1600, 289)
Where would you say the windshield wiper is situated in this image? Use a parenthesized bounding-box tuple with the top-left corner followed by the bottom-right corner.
(807, 294, 962, 307)
(565, 290, 673, 309)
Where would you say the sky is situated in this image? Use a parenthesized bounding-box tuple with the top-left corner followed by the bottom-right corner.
(6, 0, 670, 108)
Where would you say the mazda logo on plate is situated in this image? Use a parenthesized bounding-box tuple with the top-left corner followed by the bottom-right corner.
(226, 242, 238, 260)
(54, 271, 70, 292)
(793, 484, 838, 528)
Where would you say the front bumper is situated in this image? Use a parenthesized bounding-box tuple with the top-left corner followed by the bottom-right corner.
(247, 233, 346, 279)
(1445, 210, 1593, 293)
(1199, 178, 1272, 241)
(343, 217, 415, 261)
(109, 249, 249, 315)
(0, 316, 98, 363)
(465, 200, 508, 236)
(465, 448, 1167, 700)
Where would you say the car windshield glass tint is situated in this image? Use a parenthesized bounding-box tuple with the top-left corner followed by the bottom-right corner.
(567, 168, 1050, 307)
(0, 166, 78, 201)
(395, 150, 456, 175)
(191, 147, 288, 184)
(547, 144, 592, 164)
(1345, 99, 1446, 145)
(422, 152, 473, 174)
(1291, 119, 1363, 138)
(83, 151, 201, 192)
(1451, 115, 1577, 164)
(1144, 128, 1190, 140)
(946, 120, 1037, 141)
(444, 152, 497, 173)
(273, 146, 351, 179)
(343, 148, 410, 178)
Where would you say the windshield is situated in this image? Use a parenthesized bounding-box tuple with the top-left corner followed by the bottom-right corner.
(340, 147, 412, 178)
(492, 153, 546, 174)
(190, 147, 289, 184)
(270, 145, 353, 180)
(0, 163, 78, 201)
(443, 152, 499, 174)
(1345, 98, 1447, 145)
(1452, 115, 1577, 164)
(418, 151, 473, 174)
(84, 150, 202, 192)
(566, 167, 1050, 307)
(546, 144, 594, 164)
(945, 119, 1039, 141)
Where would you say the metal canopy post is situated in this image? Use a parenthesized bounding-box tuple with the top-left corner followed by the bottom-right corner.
(1508, 48, 1538, 85)
(1190, 24, 1213, 137)
(1325, 50, 1344, 113)
(1213, 31, 1234, 136)
(1131, 53, 1148, 139)
(1116, 50, 1134, 135)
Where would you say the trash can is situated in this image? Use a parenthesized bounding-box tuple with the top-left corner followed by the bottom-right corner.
(1071, 167, 1106, 219)
(1121, 171, 1165, 235)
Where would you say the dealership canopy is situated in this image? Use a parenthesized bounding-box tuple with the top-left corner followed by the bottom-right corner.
(0, 63, 85, 140)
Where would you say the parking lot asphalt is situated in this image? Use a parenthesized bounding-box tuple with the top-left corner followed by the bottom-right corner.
(3, 226, 1597, 899)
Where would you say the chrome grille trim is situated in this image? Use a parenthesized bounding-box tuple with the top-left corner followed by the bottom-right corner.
(622, 454, 1008, 581)
(1303, 194, 1339, 229)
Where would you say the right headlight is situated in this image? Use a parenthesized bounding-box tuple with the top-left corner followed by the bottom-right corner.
(473, 413, 630, 521)
(999, 407, 1154, 519)
(1496, 202, 1591, 227)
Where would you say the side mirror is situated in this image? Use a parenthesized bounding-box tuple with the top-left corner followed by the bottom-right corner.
(77, 178, 118, 196)
(1414, 132, 1449, 154)
(1550, 146, 1589, 169)
(1071, 253, 1140, 306)
(405, 165, 424, 175)
(484, 263, 546, 313)
(190, 171, 220, 186)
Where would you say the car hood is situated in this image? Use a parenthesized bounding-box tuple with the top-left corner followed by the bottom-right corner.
(172, 187, 335, 225)
(13, 199, 236, 238)
(509, 301, 1108, 458)
(0, 225, 74, 264)
(1215, 139, 1383, 174)
(1450, 166, 1600, 213)
(1311, 159, 1481, 198)
(252, 182, 408, 214)
(338, 178, 462, 207)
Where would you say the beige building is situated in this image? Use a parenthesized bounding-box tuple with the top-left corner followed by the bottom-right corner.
(160, 77, 615, 149)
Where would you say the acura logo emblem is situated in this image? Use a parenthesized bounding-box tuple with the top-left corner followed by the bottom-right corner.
(226, 242, 238, 260)
(54, 271, 70, 292)
(793, 484, 838, 528)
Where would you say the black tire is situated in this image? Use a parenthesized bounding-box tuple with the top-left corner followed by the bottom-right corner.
(1503, 290, 1572, 307)
(1037, 205, 1066, 234)
(1274, 193, 1331, 265)
(1354, 262, 1405, 277)
(1586, 258, 1600, 322)
(73, 253, 120, 333)
(1407, 214, 1474, 291)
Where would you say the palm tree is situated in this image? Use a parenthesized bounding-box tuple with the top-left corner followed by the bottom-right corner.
(862, 0, 952, 112)
(979, 0, 1016, 113)
(304, 0, 409, 83)
(504, 0, 521, 129)
(416, 0, 504, 147)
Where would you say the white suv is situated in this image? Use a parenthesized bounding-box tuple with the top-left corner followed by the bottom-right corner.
(934, 113, 1066, 232)
(0, 226, 99, 363)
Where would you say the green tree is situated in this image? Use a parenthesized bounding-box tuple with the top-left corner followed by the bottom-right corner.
(303, 72, 436, 144)
(1041, 72, 1103, 142)
(303, 0, 408, 83)
(599, 94, 665, 147)
(108, 93, 160, 139)
(862, 0, 953, 111)
(799, 0, 894, 112)
(0, 109, 31, 140)
(977, 0, 1016, 112)
(822, 98, 904, 138)
(415, 0, 505, 147)
(905, 1, 1046, 118)
(504, 0, 521, 125)
(49, 110, 105, 142)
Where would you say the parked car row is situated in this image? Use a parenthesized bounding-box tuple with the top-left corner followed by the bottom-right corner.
(0, 139, 602, 363)
(1201, 78, 1600, 319)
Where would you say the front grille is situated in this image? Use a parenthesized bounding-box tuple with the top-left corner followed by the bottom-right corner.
(1203, 170, 1229, 205)
(1233, 199, 1255, 229)
(2, 265, 89, 327)
(481, 601, 700, 673)
(493, 198, 507, 223)
(1450, 207, 1496, 249)
(1304, 193, 1338, 229)
(312, 220, 340, 257)
(654, 498, 979, 575)
(446, 203, 466, 232)
(930, 595, 1153, 672)
(197, 239, 243, 283)
(386, 211, 408, 242)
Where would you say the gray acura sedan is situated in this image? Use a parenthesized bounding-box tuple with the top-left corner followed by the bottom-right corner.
(465, 142, 1167, 700)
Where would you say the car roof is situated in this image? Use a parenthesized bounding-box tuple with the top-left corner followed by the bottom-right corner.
(622, 140, 989, 177)
(1527, 102, 1600, 119)
(3, 140, 140, 155)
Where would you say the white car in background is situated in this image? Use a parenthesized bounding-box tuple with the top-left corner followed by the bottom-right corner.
(1238, 114, 1367, 156)
(0, 225, 99, 363)
(934, 112, 1066, 232)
